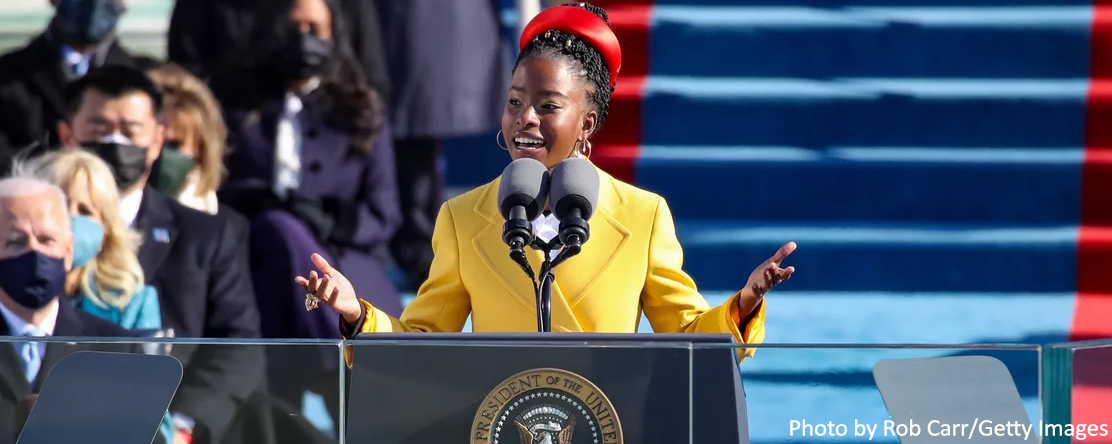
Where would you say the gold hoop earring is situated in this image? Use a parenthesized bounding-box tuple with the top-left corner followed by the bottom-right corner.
(496, 130, 508, 151)
(577, 139, 592, 159)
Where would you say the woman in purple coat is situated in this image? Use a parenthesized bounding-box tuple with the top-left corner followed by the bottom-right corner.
(217, 0, 402, 400)
(218, 0, 402, 420)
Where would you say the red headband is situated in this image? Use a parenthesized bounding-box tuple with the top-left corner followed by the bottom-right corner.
(519, 5, 622, 88)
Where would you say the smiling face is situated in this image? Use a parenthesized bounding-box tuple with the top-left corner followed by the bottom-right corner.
(501, 56, 599, 170)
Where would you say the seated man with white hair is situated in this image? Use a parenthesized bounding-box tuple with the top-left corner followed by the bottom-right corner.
(0, 172, 134, 444)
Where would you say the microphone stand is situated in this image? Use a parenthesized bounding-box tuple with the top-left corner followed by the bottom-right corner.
(507, 230, 584, 333)
(528, 236, 582, 333)
(530, 238, 556, 332)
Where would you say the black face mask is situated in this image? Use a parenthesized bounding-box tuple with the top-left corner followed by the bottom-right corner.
(280, 31, 334, 81)
(0, 250, 66, 310)
(85, 140, 149, 190)
(55, 0, 124, 46)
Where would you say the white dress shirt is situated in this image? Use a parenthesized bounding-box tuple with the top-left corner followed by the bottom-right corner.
(273, 77, 321, 200)
(0, 300, 58, 382)
(532, 212, 560, 260)
(120, 187, 144, 229)
(61, 45, 90, 77)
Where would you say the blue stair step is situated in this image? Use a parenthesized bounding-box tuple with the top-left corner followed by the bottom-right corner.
(638, 77, 1086, 147)
(671, 222, 1079, 292)
(648, 6, 1089, 78)
(636, 146, 1080, 224)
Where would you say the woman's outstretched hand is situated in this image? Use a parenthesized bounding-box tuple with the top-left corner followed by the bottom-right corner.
(295, 253, 363, 324)
(738, 242, 797, 316)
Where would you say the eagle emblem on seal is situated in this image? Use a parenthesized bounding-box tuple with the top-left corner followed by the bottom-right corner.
(514, 405, 576, 444)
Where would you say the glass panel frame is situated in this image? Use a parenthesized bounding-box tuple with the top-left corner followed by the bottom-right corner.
(2, 336, 1103, 444)
(1043, 339, 1112, 444)
(0, 337, 347, 444)
(698, 342, 1042, 444)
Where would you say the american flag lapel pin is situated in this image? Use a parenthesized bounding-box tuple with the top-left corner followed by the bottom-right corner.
(153, 228, 170, 243)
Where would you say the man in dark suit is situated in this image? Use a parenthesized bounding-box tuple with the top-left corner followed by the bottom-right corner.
(0, 173, 136, 444)
(56, 66, 264, 444)
(0, 0, 137, 168)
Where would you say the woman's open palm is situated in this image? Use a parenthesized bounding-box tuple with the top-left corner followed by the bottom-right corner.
(295, 254, 363, 323)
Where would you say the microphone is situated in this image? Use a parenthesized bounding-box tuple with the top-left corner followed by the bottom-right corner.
(497, 158, 550, 275)
(549, 158, 600, 258)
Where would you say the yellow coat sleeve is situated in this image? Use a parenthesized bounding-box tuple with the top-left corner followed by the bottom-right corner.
(355, 202, 472, 333)
(639, 197, 766, 360)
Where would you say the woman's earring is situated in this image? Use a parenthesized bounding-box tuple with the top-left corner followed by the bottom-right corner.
(496, 130, 508, 151)
(577, 139, 593, 159)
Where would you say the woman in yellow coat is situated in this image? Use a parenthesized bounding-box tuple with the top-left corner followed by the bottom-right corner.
(297, 2, 797, 359)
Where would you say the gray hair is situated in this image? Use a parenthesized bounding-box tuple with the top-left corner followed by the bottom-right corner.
(0, 159, 71, 226)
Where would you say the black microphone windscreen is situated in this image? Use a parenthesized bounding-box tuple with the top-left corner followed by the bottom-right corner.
(550, 157, 600, 220)
(497, 158, 550, 221)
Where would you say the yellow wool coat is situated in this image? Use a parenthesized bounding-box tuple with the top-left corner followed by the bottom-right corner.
(351, 165, 766, 358)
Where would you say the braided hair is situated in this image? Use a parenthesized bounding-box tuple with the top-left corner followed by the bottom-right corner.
(515, 2, 614, 134)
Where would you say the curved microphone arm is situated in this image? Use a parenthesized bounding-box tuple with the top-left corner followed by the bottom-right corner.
(523, 235, 584, 333)
(503, 218, 536, 281)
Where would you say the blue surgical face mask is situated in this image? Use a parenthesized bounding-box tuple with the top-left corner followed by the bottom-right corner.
(71, 215, 104, 268)
(0, 250, 67, 310)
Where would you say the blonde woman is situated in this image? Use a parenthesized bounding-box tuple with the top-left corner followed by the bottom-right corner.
(26, 150, 163, 329)
(25, 150, 175, 443)
(146, 62, 226, 215)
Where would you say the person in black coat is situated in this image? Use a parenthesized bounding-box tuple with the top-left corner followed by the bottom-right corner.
(167, 0, 391, 106)
(0, 172, 138, 444)
(54, 66, 264, 444)
(0, 0, 137, 169)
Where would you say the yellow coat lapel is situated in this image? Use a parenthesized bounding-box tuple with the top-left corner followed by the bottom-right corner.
(473, 214, 543, 311)
(550, 177, 631, 308)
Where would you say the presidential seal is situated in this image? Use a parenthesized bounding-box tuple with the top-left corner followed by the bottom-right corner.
(471, 368, 623, 444)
